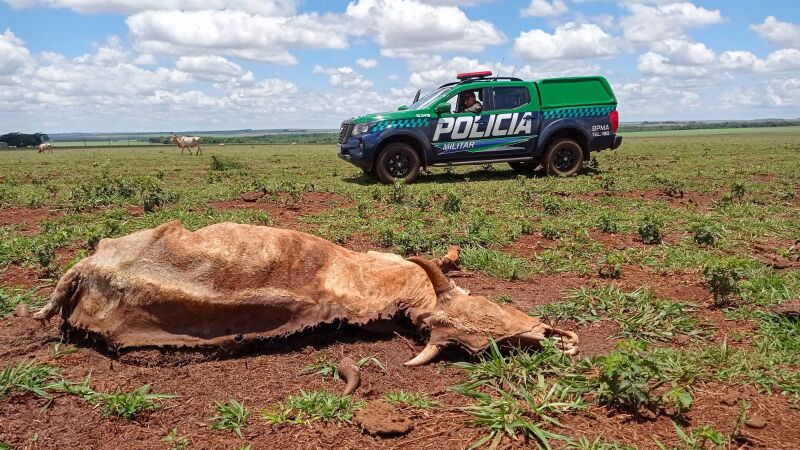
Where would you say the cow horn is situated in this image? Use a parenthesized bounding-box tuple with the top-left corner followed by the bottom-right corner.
(403, 343, 442, 366)
(337, 357, 361, 395)
(407, 256, 452, 295)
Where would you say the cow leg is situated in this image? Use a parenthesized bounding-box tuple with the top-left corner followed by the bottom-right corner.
(33, 269, 80, 321)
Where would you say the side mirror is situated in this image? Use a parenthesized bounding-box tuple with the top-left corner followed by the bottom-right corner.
(435, 103, 451, 115)
(398, 105, 408, 111)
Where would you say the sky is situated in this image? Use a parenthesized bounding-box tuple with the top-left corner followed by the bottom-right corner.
(1, 0, 799, 133)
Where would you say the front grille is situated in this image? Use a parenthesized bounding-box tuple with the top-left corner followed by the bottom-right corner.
(338, 122, 353, 144)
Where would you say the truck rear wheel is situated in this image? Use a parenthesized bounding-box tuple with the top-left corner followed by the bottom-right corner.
(543, 138, 584, 177)
(375, 143, 420, 184)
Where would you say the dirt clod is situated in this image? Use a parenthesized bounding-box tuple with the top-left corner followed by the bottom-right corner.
(354, 401, 414, 437)
(240, 191, 265, 202)
(720, 393, 740, 406)
(12, 304, 30, 318)
(746, 415, 768, 429)
(770, 300, 800, 317)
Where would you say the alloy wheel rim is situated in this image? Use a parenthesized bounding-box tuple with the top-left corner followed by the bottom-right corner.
(387, 152, 411, 177)
(554, 146, 578, 172)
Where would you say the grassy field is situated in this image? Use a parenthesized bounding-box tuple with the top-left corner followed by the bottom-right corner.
(624, 126, 800, 137)
(45, 140, 161, 147)
(0, 129, 798, 449)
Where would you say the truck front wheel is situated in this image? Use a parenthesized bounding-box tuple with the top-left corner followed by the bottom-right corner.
(543, 138, 584, 177)
(375, 143, 421, 184)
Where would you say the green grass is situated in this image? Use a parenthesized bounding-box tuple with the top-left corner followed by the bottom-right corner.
(565, 436, 637, 450)
(210, 400, 250, 438)
(624, 126, 800, 137)
(461, 246, 530, 279)
(162, 428, 190, 450)
(534, 285, 710, 343)
(383, 391, 438, 409)
(0, 362, 61, 398)
(261, 390, 364, 425)
(0, 288, 45, 318)
(300, 357, 340, 379)
(93, 385, 174, 420)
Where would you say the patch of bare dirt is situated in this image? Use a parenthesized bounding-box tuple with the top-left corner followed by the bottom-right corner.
(0, 207, 64, 235)
(560, 382, 800, 450)
(209, 191, 352, 227)
(753, 173, 776, 183)
(501, 233, 558, 259)
(581, 189, 719, 211)
(0, 265, 40, 287)
(747, 240, 800, 270)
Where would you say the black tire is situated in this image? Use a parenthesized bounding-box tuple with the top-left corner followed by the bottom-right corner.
(543, 138, 584, 177)
(508, 161, 538, 174)
(375, 143, 421, 184)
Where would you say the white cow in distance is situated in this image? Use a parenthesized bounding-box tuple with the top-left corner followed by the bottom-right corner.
(170, 135, 202, 155)
(37, 143, 52, 154)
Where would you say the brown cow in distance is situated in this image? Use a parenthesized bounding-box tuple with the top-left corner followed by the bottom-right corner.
(33, 221, 578, 365)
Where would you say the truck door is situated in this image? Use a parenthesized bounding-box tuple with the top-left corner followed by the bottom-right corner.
(485, 84, 540, 155)
(430, 84, 539, 163)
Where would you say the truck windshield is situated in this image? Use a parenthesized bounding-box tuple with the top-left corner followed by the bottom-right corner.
(408, 86, 450, 110)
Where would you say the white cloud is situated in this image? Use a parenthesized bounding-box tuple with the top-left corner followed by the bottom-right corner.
(649, 37, 715, 66)
(614, 77, 709, 119)
(719, 51, 758, 70)
(642, 45, 800, 78)
(3, 0, 296, 15)
(759, 49, 800, 72)
(621, 2, 723, 43)
(356, 58, 377, 69)
(766, 78, 800, 107)
(637, 52, 709, 77)
(0, 31, 400, 131)
(313, 65, 373, 89)
(134, 53, 157, 65)
(521, 0, 567, 17)
(751, 16, 800, 48)
(127, 9, 350, 64)
(0, 29, 34, 76)
(514, 22, 620, 61)
(721, 78, 800, 110)
(175, 55, 253, 82)
(345, 0, 505, 59)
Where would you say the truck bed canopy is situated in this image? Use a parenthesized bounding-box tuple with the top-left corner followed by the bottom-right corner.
(536, 76, 617, 109)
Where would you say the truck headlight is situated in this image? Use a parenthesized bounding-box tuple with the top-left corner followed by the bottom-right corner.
(351, 123, 371, 136)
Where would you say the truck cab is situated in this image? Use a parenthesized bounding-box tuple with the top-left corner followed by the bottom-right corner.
(338, 72, 622, 184)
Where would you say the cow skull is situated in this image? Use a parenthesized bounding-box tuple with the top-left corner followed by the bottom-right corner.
(403, 256, 579, 365)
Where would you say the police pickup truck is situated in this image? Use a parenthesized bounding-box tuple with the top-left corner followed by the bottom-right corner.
(337, 71, 622, 184)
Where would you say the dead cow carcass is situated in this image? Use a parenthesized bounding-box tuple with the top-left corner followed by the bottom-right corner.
(34, 221, 578, 365)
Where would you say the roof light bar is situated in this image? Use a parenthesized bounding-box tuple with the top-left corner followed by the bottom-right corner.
(456, 71, 492, 80)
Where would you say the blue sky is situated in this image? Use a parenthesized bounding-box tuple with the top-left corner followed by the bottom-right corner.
(1, 0, 799, 132)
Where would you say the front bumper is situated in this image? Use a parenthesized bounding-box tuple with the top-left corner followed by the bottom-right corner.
(338, 139, 372, 171)
(612, 135, 623, 149)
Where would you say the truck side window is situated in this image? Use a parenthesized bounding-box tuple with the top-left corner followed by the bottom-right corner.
(490, 87, 531, 111)
(444, 89, 484, 113)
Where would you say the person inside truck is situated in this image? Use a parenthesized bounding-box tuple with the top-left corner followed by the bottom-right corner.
(460, 91, 482, 114)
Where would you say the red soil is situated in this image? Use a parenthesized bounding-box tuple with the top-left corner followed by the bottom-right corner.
(0, 207, 64, 236)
